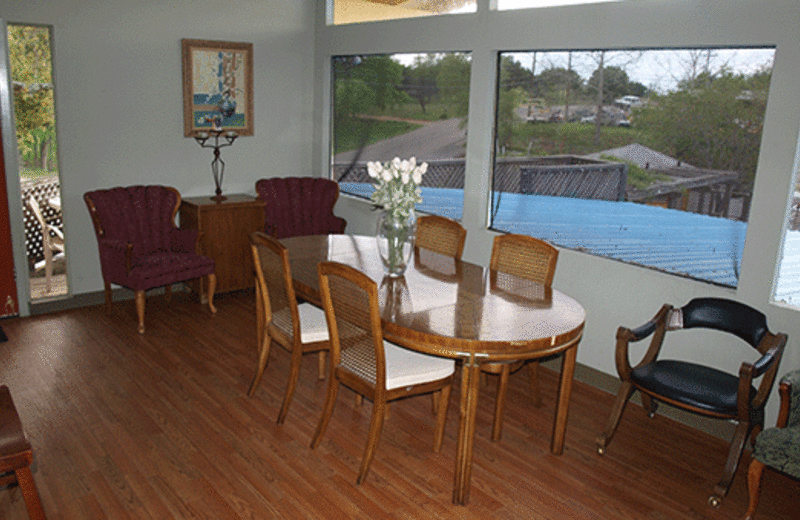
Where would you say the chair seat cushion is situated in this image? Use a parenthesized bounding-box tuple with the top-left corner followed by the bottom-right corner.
(630, 360, 754, 416)
(384, 342, 455, 390)
(753, 426, 800, 479)
(127, 252, 215, 290)
(297, 303, 329, 343)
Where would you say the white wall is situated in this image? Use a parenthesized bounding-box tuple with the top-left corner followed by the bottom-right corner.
(315, 0, 800, 425)
(2, 0, 318, 306)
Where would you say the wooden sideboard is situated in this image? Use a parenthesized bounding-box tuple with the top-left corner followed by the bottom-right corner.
(180, 194, 265, 294)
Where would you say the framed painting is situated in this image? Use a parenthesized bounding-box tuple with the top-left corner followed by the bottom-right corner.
(182, 39, 253, 137)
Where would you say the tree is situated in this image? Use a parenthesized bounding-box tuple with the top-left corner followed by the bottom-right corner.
(401, 55, 439, 113)
(635, 68, 770, 182)
(586, 65, 631, 102)
(499, 56, 533, 93)
(536, 66, 583, 106)
(496, 87, 526, 152)
(8, 24, 57, 173)
(434, 53, 471, 119)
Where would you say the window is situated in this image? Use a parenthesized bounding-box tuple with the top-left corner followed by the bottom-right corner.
(331, 52, 471, 221)
(8, 23, 68, 299)
(773, 147, 800, 307)
(491, 47, 775, 287)
(497, 0, 622, 9)
(330, 0, 476, 26)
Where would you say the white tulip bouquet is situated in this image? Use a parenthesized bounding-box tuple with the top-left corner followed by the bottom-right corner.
(367, 157, 427, 222)
(367, 157, 427, 276)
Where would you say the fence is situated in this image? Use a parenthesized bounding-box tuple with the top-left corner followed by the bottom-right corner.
(19, 176, 62, 270)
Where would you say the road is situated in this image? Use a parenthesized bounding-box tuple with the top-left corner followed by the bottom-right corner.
(334, 117, 467, 164)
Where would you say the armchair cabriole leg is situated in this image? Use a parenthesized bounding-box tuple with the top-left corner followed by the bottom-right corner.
(135, 290, 146, 334)
(207, 273, 217, 314)
(744, 458, 766, 519)
(104, 281, 113, 309)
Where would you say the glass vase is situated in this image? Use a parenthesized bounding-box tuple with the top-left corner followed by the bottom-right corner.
(376, 209, 415, 277)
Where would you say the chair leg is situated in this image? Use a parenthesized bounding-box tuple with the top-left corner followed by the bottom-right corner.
(641, 393, 658, 417)
(527, 361, 542, 408)
(311, 381, 341, 449)
(744, 458, 766, 520)
(433, 383, 452, 453)
(206, 273, 217, 314)
(596, 381, 635, 455)
(104, 281, 113, 309)
(247, 335, 273, 397)
(318, 351, 326, 380)
(44, 245, 53, 293)
(277, 350, 304, 424)
(710, 420, 753, 505)
(491, 364, 512, 441)
(135, 290, 146, 334)
(357, 398, 387, 484)
(15, 465, 46, 520)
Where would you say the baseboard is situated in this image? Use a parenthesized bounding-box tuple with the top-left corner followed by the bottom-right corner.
(540, 357, 736, 441)
(29, 285, 174, 316)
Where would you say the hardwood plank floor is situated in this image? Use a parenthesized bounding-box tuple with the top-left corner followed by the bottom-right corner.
(0, 290, 798, 519)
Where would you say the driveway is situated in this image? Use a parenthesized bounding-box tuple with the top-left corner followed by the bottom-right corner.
(334, 117, 467, 163)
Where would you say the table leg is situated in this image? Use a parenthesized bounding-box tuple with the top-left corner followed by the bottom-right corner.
(453, 356, 481, 505)
(551, 343, 578, 455)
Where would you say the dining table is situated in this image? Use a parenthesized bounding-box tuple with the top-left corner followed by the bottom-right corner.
(281, 234, 586, 505)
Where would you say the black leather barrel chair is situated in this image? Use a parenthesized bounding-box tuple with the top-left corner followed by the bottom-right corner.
(595, 297, 787, 508)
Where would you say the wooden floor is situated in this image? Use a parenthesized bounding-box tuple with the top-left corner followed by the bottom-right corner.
(0, 290, 798, 519)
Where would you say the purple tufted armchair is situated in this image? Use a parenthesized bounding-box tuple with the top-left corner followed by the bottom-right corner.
(255, 177, 347, 239)
(84, 185, 217, 333)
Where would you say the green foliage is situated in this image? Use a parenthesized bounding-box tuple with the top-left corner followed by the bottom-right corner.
(334, 78, 376, 120)
(499, 56, 533, 92)
(586, 65, 631, 102)
(401, 57, 439, 113)
(434, 54, 471, 119)
(8, 24, 57, 173)
(600, 155, 670, 190)
(333, 118, 422, 155)
(496, 87, 527, 149)
(634, 69, 769, 180)
(505, 122, 635, 157)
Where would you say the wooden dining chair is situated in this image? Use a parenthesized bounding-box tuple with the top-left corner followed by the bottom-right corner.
(415, 214, 467, 260)
(482, 233, 559, 441)
(311, 261, 455, 484)
(248, 232, 330, 424)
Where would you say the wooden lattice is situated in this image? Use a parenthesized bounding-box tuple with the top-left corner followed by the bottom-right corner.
(20, 177, 63, 270)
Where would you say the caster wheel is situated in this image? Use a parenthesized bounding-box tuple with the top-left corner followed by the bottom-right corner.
(708, 495, 721, 508)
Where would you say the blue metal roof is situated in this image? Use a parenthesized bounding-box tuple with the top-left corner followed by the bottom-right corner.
(341, 183, 746, 286)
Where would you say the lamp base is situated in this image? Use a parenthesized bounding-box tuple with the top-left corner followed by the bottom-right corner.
(210, 194, 228, 202)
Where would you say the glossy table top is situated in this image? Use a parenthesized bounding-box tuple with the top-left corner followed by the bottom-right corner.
(282, 234, 586, 361)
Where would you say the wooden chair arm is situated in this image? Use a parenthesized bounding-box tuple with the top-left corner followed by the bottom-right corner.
(745, 332, 788, 415)
(615, 304, 673, 381)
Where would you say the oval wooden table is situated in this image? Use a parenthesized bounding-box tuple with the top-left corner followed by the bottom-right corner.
(282, 234, 586, 505)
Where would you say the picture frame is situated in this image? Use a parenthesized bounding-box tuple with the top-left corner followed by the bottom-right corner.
(182, 39, 253, 137)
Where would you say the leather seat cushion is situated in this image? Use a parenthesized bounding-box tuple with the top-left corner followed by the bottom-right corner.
(631, 360, 754, 416)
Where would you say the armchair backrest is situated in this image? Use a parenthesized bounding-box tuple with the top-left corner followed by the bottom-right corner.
(255, 177, 346, 239)
(84, 185, 181, 255)
(680, 297, 768, 348)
